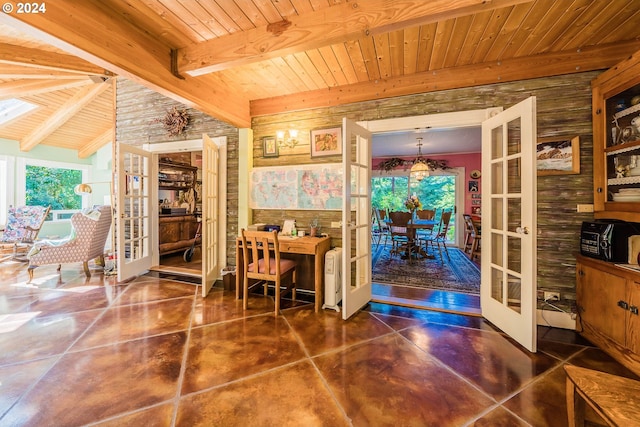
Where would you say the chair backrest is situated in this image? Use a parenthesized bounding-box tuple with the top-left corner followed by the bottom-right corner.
(416, 209, 436, 220)
(241, 229, 283, 280)
(72, 206, 112, 259)
(1, 205, 51, 243)
(462, 214, 478, 237)
(436, 211, 453, 238)
(374, 208, 389, 231)
(388, 211, 412, 236)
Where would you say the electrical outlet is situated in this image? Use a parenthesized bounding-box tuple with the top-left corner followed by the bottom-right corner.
(577, 204, 594, 213)
(544, 291, 560, 301)
(331, 221, 342, 228)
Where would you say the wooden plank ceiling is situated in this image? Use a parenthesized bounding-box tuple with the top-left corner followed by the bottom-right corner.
(1, 0, 639, 157)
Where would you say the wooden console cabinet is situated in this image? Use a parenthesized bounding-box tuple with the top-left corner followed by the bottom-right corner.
(159, 214, 199, 256)
(576, 255, 640, 374)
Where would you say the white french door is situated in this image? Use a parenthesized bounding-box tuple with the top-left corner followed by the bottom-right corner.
(201, 134, 220, 297)
(480, 97, 537, 352)
(342, 118, 373, 319)
(116, 143, 155, 281)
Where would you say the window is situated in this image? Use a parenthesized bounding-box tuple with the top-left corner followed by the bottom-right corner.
(0, 156, 13, 226)
(371, 174, 409, 212)
(0, 99, 37, 126)
(16, 158, 89, 221)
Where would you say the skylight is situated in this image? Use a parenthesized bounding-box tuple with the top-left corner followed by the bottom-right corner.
(0, 98, 37, 126)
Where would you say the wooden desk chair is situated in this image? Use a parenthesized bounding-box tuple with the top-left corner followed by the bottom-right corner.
(564, 364, 640, 426)
(462, 214, 481, 261)
(388, 211, 413, 260)
(240, 229, 297, 316)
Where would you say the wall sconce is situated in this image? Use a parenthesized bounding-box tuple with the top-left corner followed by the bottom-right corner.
(276, 129, 299, 148)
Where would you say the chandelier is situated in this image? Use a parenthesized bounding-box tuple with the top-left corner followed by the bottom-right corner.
(410, 137, 430, 181)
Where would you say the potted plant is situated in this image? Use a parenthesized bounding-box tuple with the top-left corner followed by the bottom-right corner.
(309, 217, 320, 237)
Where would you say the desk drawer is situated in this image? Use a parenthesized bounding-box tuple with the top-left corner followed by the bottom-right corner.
(279, 241, 314, 254)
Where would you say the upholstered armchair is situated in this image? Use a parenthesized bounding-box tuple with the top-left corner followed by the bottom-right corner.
(0, 205, 50, 261)
(27, 205, 112, 282)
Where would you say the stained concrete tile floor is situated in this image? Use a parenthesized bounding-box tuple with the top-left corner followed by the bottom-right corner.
(0, 260, 637, 426)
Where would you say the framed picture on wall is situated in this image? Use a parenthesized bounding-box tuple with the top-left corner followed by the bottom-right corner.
(263, 136, 278, 158)
(310, 127, 342, 157)
(468, 181, 479, 192)
(536, 136, 580, 175)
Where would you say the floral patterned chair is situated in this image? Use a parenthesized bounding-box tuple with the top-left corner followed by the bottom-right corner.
(0, 205, 51, 261)
(27, 205, 112, 282)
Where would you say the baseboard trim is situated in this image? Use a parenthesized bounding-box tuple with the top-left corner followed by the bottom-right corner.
(537, 308, 576, 330)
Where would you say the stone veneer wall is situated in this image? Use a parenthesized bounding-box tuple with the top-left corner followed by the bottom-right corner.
(251, 72, 601, 301)
(115, 78, 239, 266)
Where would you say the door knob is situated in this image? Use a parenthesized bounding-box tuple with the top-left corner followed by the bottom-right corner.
(516, 226, 529, 235)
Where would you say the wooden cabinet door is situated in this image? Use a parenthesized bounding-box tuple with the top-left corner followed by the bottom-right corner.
(577, 262, 626, 346)
(627, 280, 640, 354)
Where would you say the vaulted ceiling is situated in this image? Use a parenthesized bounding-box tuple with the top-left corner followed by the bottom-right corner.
(1, 0, 639, 157)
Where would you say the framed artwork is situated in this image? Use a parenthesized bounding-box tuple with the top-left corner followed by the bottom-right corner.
(468, 180, 479, 192)
(263, 136, 278, 158)
(536, 136, 580, 175)
(471, 193, 481, 199)
(310, 127, 342, 158)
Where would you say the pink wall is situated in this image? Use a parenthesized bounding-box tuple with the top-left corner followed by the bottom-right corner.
(372, 152, 482, 216)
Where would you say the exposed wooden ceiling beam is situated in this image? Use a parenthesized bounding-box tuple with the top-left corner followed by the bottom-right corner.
(251, 40, 640, 117)
(0, 79, 92, 100)
(0, 63, 97, 79)
(178, 0, 533, 76)
(20, 80, 111, 152)
(0, 1, 251, 128)
(0, 42, 107, 75)
(78, 127, 112, 158)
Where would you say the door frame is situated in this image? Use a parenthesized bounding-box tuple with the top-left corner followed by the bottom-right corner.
(360, 109, 501, 248)
(142, 137, 227, 280)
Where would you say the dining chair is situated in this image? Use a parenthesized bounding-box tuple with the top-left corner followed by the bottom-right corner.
(416, 209, 436, 220)
(373, 208, 391, 247)
(388, 211, 413, 260)
(240, 229, 297, 316)
(462, 214, 481, 261)
(424, 210, 453, 261)
(415, 208, 437, 241)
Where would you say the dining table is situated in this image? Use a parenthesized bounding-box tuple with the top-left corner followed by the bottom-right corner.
(386, 218, 438, 260)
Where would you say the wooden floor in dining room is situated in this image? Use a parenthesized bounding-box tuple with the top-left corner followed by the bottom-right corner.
(371, 251, 481, 316)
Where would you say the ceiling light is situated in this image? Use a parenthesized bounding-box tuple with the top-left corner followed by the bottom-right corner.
(410, 137, 430, 181)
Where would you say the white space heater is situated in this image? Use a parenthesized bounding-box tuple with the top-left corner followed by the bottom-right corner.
(322, 248, 342, 312)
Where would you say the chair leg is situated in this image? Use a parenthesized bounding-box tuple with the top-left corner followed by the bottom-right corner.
(28, 266, 35, 283)
(292, 270, 296, 301)
(274, 278, 281, 316)
(243, 277, 249, 310)
(83, 261, 91, 277)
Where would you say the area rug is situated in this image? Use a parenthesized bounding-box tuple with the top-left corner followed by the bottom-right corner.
(372, 244, 480, 295)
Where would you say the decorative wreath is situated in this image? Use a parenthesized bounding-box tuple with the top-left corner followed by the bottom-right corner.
(377, 157, 449, 173)
(154, 107, 190, 136)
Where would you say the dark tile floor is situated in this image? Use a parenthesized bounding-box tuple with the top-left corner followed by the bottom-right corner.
(0, 259, 637, 426)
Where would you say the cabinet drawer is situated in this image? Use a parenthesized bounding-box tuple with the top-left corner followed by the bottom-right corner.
(279, 241, 314, 254)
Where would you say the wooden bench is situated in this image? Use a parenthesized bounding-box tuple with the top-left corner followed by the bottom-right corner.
(564, 365, 640, 426)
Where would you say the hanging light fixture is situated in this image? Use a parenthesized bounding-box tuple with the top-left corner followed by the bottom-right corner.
(410, 137, 430, 181)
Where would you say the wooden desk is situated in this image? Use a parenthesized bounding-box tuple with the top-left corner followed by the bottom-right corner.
(236, 235, 331, 312)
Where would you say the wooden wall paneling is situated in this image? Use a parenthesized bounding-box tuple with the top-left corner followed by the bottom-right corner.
(115, 78, 239, 266)
(251, 71, 599, 301)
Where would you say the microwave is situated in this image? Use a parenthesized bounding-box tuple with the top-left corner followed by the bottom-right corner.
(580, 220, 640, 262)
